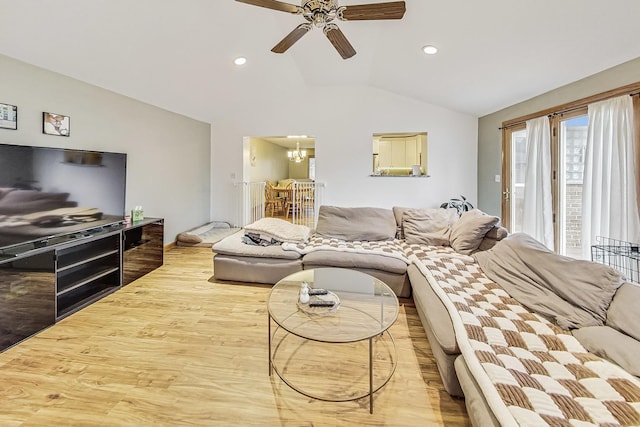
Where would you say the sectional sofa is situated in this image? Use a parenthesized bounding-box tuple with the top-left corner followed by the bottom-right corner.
(211, 206, 640, 426)
(212, 206, 504, 298)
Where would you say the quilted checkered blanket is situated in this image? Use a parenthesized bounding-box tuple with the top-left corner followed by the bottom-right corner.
(410, 248, 640, 427)
(282, 236, 409, 263)
(398, 241, 468, 261)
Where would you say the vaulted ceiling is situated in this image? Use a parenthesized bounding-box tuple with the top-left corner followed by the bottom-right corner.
(1, 0, 639, 122)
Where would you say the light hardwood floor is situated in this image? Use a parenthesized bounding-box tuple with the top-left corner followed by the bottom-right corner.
(0, 247, 470, 426)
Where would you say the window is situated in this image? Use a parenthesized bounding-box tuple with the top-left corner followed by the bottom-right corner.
(502, 126, 526, 233)
(557, 112, 588, 257)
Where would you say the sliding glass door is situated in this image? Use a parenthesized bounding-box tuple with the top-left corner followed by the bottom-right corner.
(502, 111, 589, 257)
(557, 113, 588, 257)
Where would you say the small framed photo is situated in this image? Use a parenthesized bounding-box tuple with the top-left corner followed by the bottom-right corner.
(43, 112, 70, 136)
(0, 103, 18, 130)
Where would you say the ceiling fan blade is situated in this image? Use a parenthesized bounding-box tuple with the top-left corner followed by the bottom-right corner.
(340, 1, 406, 20)
(324, 24, 356, 59)
(272, 24, 312, 54)
(235, 0, 301, 14)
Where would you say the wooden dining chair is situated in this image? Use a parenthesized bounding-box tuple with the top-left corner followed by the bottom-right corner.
(284, 181, 300, 219)
(264, 182, 283, 216)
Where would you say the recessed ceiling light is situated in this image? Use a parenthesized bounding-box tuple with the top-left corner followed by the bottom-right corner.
(234, 56, 247, 66)
(422, 45, 438, 55)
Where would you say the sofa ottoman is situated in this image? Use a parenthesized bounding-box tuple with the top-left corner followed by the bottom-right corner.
(212, 230, 302, 284)
(303, 250, 411, 297)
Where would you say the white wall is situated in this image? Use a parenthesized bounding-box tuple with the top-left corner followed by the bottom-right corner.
(211, 86, 478, 223)
(248, 138, 289, 182)
(0, 54, 211, 244)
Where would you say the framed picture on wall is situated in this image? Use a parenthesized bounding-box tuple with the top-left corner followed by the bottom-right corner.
(43, 112, 70, 136)
(0, 103, 18, 130)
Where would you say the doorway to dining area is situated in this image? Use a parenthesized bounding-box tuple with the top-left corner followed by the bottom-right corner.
(237, 135, 324, 228)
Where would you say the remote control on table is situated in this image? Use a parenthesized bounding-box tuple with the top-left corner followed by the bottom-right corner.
(308, 288, 328, 296)
(309, 300, 335, 307)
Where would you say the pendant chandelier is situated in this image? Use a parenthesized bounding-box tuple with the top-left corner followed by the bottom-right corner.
(287, 141, 307, 163)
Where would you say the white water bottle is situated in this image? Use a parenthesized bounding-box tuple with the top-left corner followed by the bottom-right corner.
(299, 282, 310, 304)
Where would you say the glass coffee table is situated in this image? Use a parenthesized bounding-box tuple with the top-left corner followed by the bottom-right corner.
(268, 268, 399, 413)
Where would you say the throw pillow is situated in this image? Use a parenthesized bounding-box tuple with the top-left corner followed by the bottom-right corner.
(402, 208, 458, 246)
(316, 206, 396, 241)
(449, 209, 499, 254)
(606, 282, 640, 342)
(392, 206, 412, 239)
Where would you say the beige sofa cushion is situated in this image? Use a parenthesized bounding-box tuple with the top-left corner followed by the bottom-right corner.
(449, 209, 499, 255)
(408, 265, 459, 354)
(213, 254, 303, 284)
(402, 208, 458, 246)
(572, 326, 640, 377)
(392, 206, 411, 238)
(212, 230, 301, 260)
(315, 206, 396, 241)
(302, 250, 407, 274)
(606, 282, 640, 342)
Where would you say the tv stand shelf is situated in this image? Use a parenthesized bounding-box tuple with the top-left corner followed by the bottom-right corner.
(57, 286, 118, 319)
(55, 230, 122, 320)
(0, 218, 164, 349)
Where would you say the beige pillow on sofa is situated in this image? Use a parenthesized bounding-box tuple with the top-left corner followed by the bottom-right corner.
(606, 282, 640, 342)
(572, 326, 640, 377)
(450, 209, 499, 255)
(316, 206, 397, 241)
(402, 208, 458, 246)
(392, 206, 411, 239)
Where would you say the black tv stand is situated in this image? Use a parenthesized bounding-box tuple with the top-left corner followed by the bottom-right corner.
(0, 218, 164, 352)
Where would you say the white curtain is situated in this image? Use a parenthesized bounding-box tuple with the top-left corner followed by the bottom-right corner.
(522, 116, 554, 250)
(582, 95, 640, 259)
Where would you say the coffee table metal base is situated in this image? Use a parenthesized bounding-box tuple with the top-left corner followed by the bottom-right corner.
(268, 318, 397, 414)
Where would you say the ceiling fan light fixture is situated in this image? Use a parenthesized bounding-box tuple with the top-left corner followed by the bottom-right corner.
(313, 13, 327, 28)
(422, 45, 438, 55)
(233, 56, 248, 66)
(236, 0, 406, 60)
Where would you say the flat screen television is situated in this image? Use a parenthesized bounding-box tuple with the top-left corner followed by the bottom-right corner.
(0, 143, 127, 251)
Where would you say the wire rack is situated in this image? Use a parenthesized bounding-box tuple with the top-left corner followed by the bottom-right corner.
(591, 236, 640, 284)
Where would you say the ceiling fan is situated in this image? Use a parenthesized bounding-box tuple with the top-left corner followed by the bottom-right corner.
(236, 0, 406, 59)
